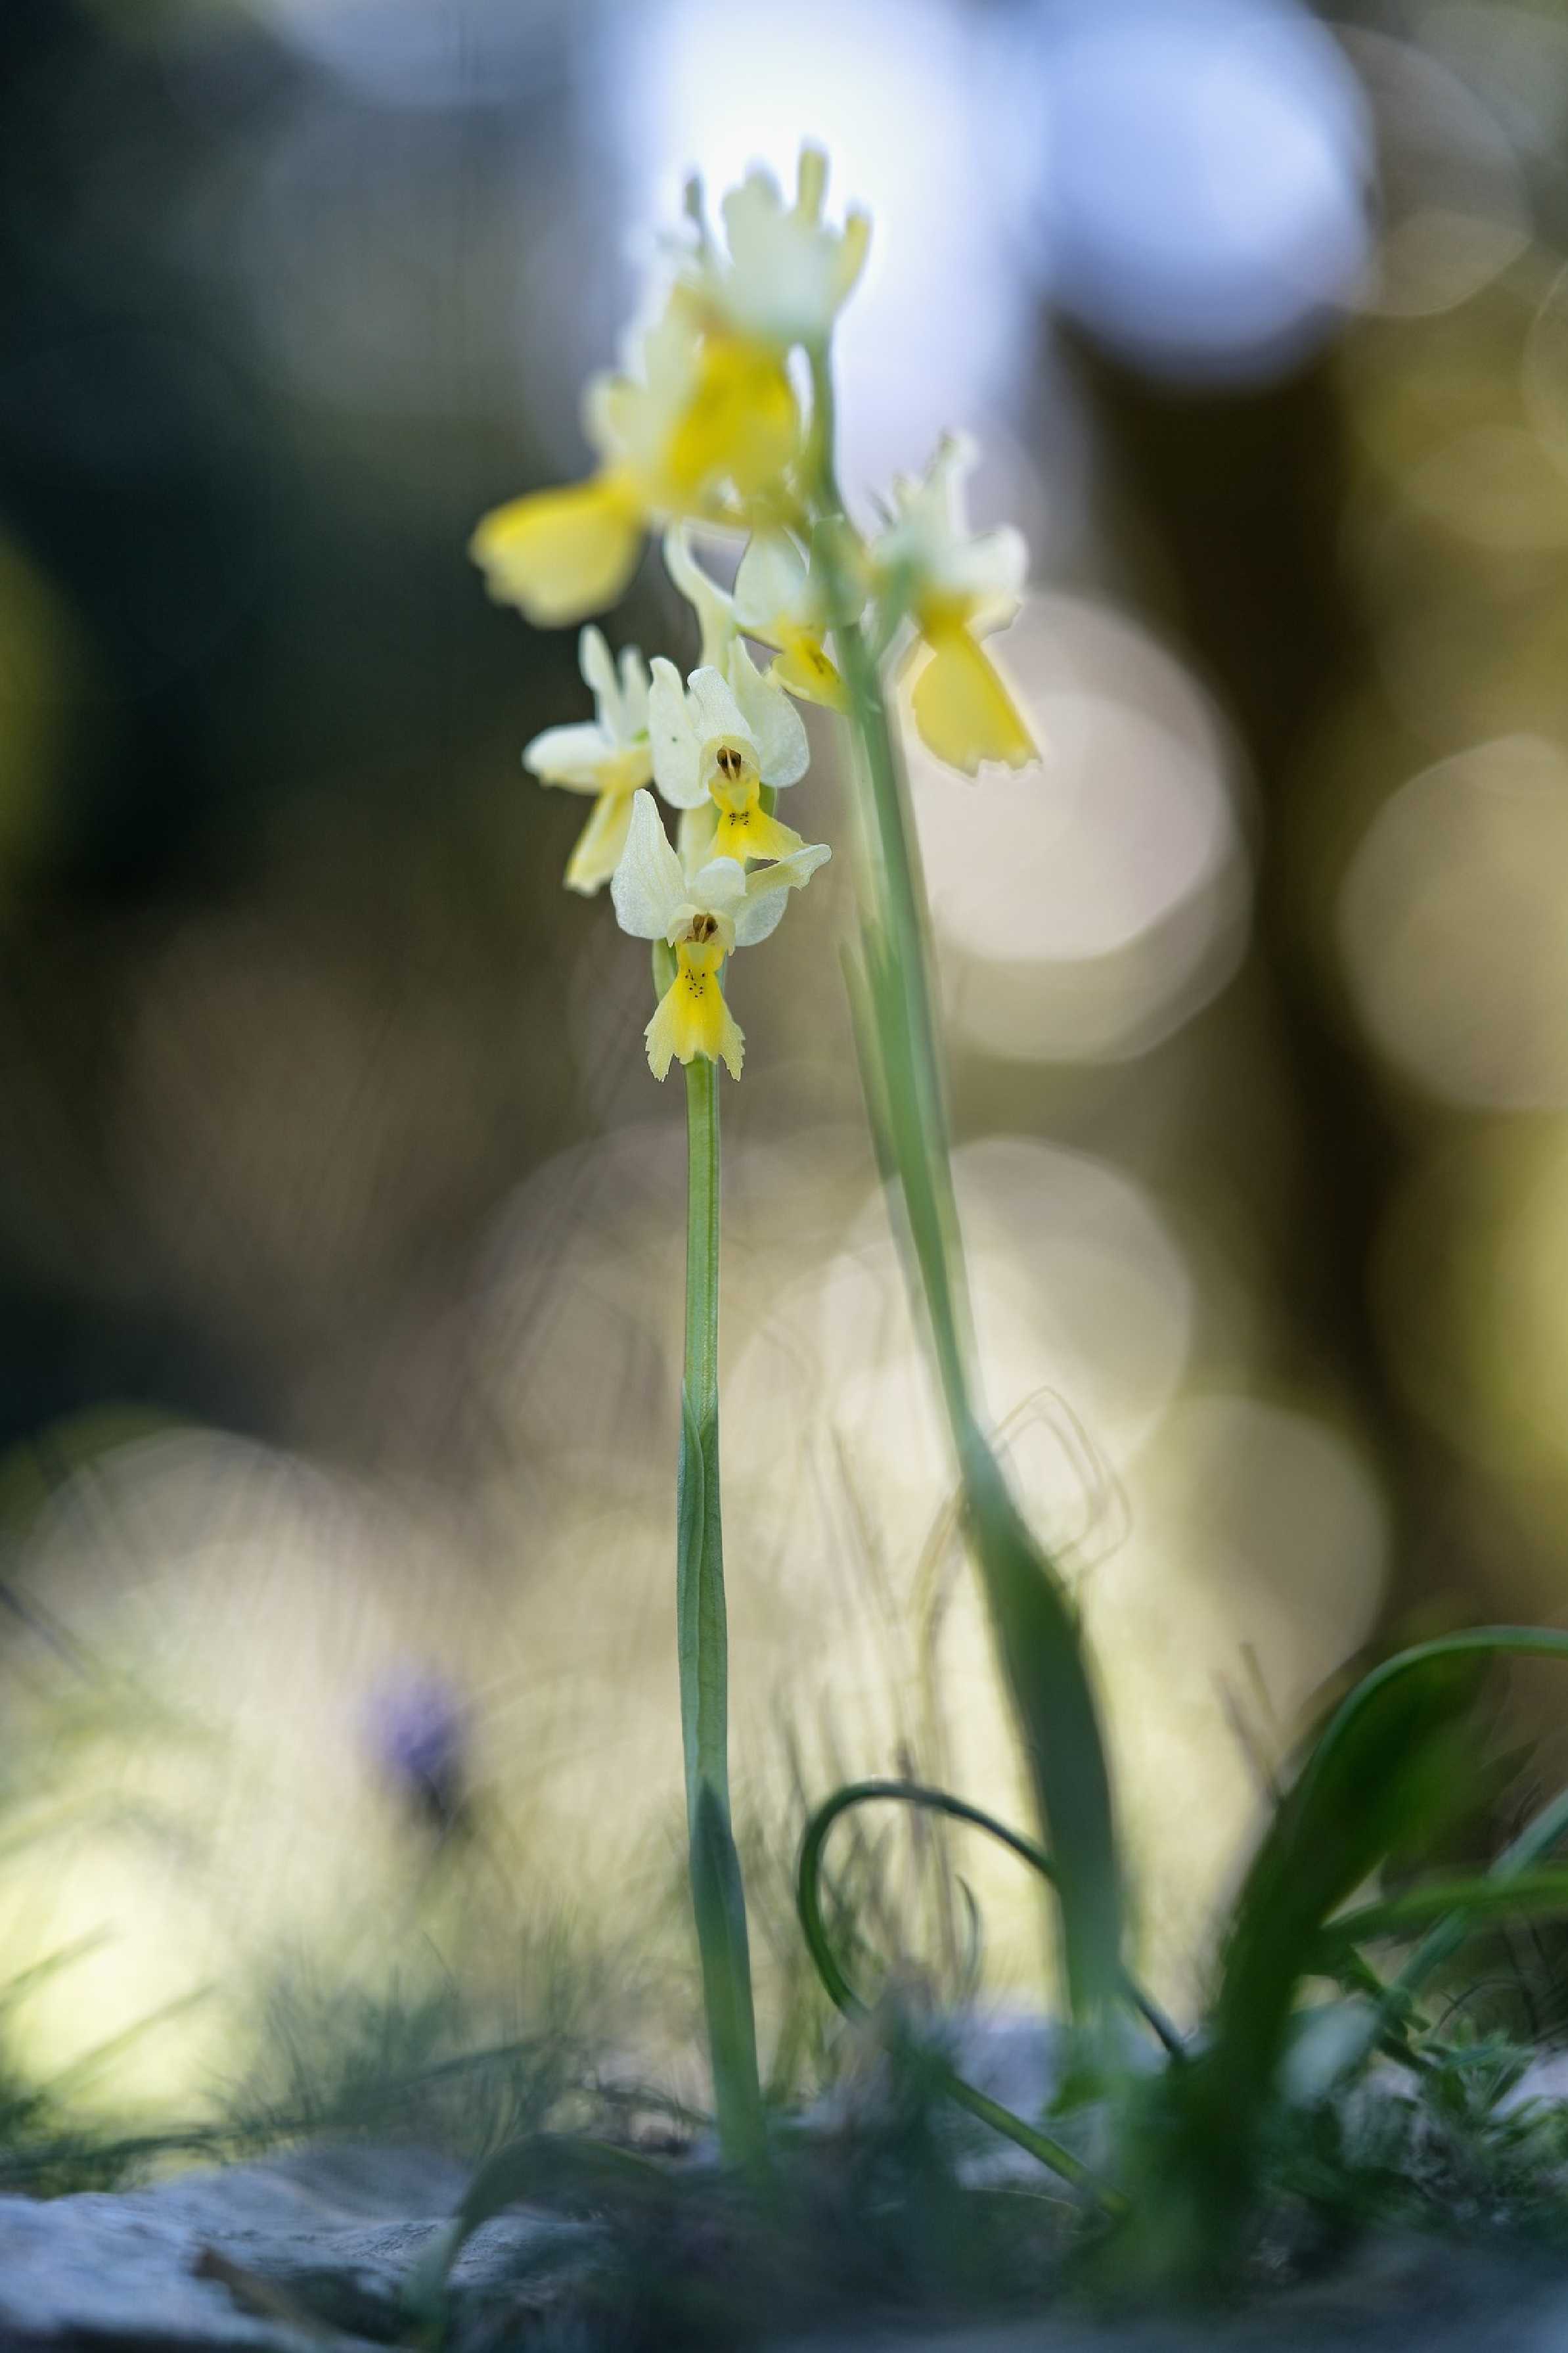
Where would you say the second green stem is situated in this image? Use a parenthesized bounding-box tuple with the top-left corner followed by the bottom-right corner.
(669, 955, 766, 2169)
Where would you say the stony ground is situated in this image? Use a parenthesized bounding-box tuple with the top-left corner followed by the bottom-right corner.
(4, 2139, 1568, 2352)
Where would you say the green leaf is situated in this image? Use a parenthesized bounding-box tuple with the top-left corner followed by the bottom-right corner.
(689, 1781, 765, 2173)
(1212, 1643, 1481, 2104)
(1321, 1866, 1568, 1953)
(958, 1438, 1123, 2028)
(675, 1390, 707, 1800)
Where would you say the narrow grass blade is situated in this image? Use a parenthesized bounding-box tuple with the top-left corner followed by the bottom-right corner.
(1322, 1867, 1568, 1953)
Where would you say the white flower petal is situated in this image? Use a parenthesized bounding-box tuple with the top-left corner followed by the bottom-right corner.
(648, 656, 707, 808)
(686, 664, 753, 755)
(611, 790, 686, 941)
(953, 524, 1028, 616)
(523, 721, 614, 792)
(579, 624, 619, 731)
(689, 856, 748, 919)
(733, 838, 831, 948)
(706, 156, 866, 346)
(870, 431, 1027, 622)
(677, 802, 718, 875)
(663, 527, 736, 671)
(734, 530, 811, 635)
(727, 640, 809, 787)
(617, 645, 651, 738)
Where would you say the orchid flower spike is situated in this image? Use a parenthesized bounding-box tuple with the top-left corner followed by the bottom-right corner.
(681, 145, 870, 352)
(524, 626, 653, 894)
(611, 789, 830, 1079)
(648, 640, 810, 865)
(871, 433, 1037, 777)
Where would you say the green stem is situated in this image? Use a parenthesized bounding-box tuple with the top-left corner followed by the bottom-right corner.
(808, 349, 1123, 2027)
(666, 946, 765, 2170)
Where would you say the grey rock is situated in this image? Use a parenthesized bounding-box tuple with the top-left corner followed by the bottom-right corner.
(0, 2142, 558, 2350)
(6, 2117, 1568, 2353)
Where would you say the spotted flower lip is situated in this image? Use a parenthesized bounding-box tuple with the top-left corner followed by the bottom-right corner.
(610, 788, 830, 1079)
(524, 625, 654, 894)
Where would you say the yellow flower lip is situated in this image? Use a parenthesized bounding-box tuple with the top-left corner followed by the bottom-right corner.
(609, 792, 831, 1081)
(769, 627, 846, 712)
(469, 470, 643, 629)
(646, 932, 745, 1080)
(661, 332, 801, 509)
(909, 618, 1037, 777)
(712, 795, 806, 863)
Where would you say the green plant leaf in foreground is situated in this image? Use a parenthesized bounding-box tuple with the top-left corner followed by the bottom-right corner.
(1119, 1641, 1485, 2284)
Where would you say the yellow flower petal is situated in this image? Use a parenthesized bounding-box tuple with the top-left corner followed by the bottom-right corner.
(910, 623, 1037, 776)
(564, 787, 638, 896)
(663, 338, 799, 506)
(709, 798, 805, 864)
(645, 941, 744, 1079)
(470, 470, 644, 628)
(769, 627, 847, 711)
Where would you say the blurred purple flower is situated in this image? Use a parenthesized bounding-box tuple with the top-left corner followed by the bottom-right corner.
(364, 1672, 471, 1836)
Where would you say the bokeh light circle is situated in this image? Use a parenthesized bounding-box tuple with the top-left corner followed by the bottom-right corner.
(1338, 735, 1568, 1110)
(907, 593, 1251, 1063)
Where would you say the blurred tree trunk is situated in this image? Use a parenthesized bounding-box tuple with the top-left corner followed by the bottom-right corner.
(1055, 327, 1460, 1632)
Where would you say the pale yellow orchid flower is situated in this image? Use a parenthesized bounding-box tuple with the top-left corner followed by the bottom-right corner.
(871, 433, 1037, 776)
(471, 289, 800, 630)
(680, 146, 870, 352)
(522, 626, 654, 894)
(648, 640, 811, 867)
(610, 789, 829, 1078)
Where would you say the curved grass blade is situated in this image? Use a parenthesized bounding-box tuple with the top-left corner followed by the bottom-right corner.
(798, 1777, 1179, 2058)
(797, 1775, 1194, 2209)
